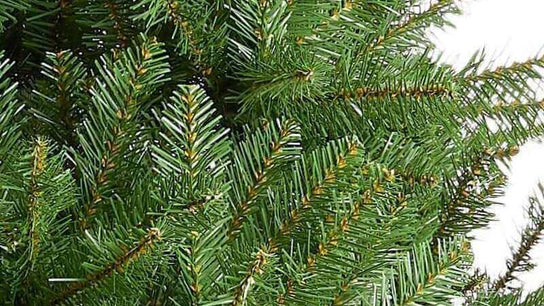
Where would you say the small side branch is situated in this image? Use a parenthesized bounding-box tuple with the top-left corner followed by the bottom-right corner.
(493, 200, 544, 291)
(51, 228, 162, 304)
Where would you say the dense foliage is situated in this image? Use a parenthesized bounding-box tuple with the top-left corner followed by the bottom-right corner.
(1, 0, 544, 305)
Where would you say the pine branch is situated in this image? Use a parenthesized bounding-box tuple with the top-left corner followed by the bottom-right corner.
(3, 1, 544, 304)
(290, 0, 457, 60)
(363, 0, 458, 54)
(340, 52, 462, 138)
(236, 45, 332, 117)
(231, 138, 359, 305)
(1, 138, 76, 303)
(468, 286, 544, 305)
(462, 269, 489, 296)
(105, 0, 129, 48)
(287, 1, 400, 58)
(152, 84, 230, 206)
(0, 0, 29, 32)
(394, 238, 471, 305)
(282, 194, 364, 305)
(0, 53, 21, 162)
(27, 138, 47, 265)
(6, 138, 51, 296)
(461, 54, 544, 85)
(520, 288, 544, 306)
(283, 164, 421, 305)
(227, 0, 290, 56)
(472, 97, 544, 152)
(133, 0, 197, 53)
(457, 54, 544, 138)
(50, 228, 162, 304)
(493, 196, 544, 291)
(132, 0, 226, 73)
(20, 0, 60, 55)
(76, 36, 170, 228)
(227, 118, 301, 240)
(436, 150, 498, 237)
(171, 222, 227, 304)
(30, 50, 88, 146)
(77, 0, 135, 51)
(51, 0, 76, 50)
(339, 83, 455, 101)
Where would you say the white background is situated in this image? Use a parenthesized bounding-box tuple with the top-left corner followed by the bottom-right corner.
(431, 0, 544, 293)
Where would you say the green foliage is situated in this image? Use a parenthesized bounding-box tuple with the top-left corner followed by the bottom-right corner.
(0, 52, 21, 160)
(1, 1, 544, 305)
(1, 138, 76, 303)
(0, 1, 28, 32)
(152, 84, 231, 204)
(29, 50, 88, 146)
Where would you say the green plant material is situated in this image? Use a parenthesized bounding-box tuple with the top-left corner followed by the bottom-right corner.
(1, 1, 544, 305)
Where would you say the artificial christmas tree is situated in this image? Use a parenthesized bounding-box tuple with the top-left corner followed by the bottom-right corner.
(1, 0, 544, 305)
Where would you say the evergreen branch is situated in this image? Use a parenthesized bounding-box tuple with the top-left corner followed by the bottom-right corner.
(520, 288, 544, 306)
(51, 228, 162, 304)
(162, 0, 198, 55)
(1, 139, 77, 303)
(77, 0, 135, 51)
(27, 138, 47, 265)
(132, 0, 220, 65)
(30, 50, 88, 146)
(3, 2, 544, 304)
(395, 238, 471, 305)
(468, 288, 544, 306)
(77, 37, 170, 228)
(328, 201, 414, 303)
(493, 196, 544, 291)
(472, 97, 544, 152)
(227, 0, 290, 55)
(282, 195, 364, 305)
(439, 157, 484, 234)
(273, 139, 359, 245)
(0, 53, 21, 162)
(45, 51, 79, 127)
(291, 0, 456, 59)
(20, 0, 59, 54)
(231, 247, 271, 306)
(231, 139, 359, 305)
(339, 84, 455, 101)
(172, 222, 227, 304)
(287, 1, 413, 58)
(457, 53, 544, 126)
(236, 46, 332, 116)
(106, 0, 129, 47)
(227, 118, 301, 241)
(468, 285, 544, 305)
(52, 0, 74, 50)
(436, 150, 497, 237)
(462, 269, 489, 296)
(471, 291, 519, 306)
(363, 0, 457, 53)
(153, 84, 230, 205)
(461, 54, 544, 85)
(0, 1, 29, 32)
(132, 0, 192, 37)
(341, 52, 461, 137)
(284, 167, 414, 305)
(14, 138, 61, 299)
